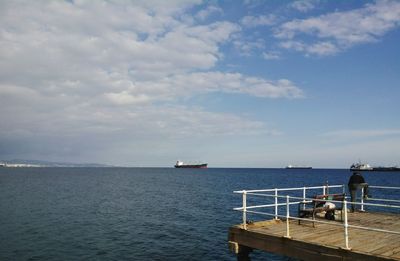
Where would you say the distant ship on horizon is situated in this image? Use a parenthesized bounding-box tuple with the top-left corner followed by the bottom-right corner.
(285, 165, 312, 169)
(350, 162, 373, 171)
(371, 166, 400, 171)
(350, 161, 400, 171)
(174, 161, 208, 168)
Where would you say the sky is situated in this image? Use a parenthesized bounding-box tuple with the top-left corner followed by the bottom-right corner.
(0, 0, 400, 168)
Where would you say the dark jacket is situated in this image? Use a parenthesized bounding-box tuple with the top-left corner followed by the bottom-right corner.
(348, 173, 365, 187)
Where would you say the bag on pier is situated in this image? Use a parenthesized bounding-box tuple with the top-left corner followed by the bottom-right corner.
(325, 210, 335, 220)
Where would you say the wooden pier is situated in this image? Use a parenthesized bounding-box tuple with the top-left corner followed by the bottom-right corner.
(229, 211, 400, 261)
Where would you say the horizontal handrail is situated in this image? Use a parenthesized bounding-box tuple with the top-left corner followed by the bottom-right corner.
(237, 193, 400, 209)
(369, 185, 400, 190)
(234, 201, 300, 211)
(368, 198, 400, 203)
(234, 184, 343, 194)
(244, 193, 348, 204)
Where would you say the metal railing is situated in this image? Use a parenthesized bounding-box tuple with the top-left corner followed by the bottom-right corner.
(233, 184, 400, 250)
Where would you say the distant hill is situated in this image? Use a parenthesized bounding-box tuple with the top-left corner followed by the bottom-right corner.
(0, 159, 114, 167)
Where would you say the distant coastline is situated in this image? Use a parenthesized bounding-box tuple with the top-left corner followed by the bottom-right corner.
(0, 159, 113, 168)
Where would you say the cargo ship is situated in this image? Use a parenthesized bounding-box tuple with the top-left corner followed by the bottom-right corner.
(174, 161, 208, 168)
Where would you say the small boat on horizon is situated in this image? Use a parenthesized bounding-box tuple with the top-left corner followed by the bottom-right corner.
(285, 165, 312, 169)
(174, 161, 208, 168)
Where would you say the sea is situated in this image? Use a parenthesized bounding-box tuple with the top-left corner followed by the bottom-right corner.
(1, 167, 399, 261)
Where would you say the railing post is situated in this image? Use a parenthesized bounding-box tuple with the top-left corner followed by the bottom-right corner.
(326, 180, 329, 194)
(343, 199, 350, 250)
(274, 188, 278, 220)
(243, 191, 247, 230)
(360, 187, 365, 212)
(285, 195, 291, 238)
(323, 184, 326, 195)
(303, 187, 306, 202)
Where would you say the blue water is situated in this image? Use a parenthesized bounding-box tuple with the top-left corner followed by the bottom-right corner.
(0, 168, 399, 260)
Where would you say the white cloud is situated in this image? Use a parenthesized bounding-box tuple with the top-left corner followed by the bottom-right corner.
(195, 5, 223, 20)
(240, 15, 276, 27)
(280, 40, 339, 56)
(276, 0, 400, 55)
(0, 1, 304, 163)
(98, 72, 303, 103)
(104, 91, 152, 105)
(290, 0, 318, 13)
(0, 2, 240, 86)
(262, 51, 281, 60)
(233, 38, 265, 56)
(164, 72, 304, 99)
(0, 1, 301, 103)
(151, 106, 269, 137)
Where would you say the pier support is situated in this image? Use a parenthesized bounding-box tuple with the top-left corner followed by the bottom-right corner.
(229, 241, 253, 261)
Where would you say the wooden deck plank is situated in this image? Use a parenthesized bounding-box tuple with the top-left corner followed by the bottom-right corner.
(372, 234, 400, 257)
(229, 211, 400, 260)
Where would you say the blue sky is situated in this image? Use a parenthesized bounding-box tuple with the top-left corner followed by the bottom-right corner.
(0, 0, 399, 167)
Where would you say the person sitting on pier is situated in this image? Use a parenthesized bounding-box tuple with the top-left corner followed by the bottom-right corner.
(348, 171, 369, 212)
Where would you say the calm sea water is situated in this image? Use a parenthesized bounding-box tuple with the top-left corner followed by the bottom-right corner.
(1, 167, 399, 260)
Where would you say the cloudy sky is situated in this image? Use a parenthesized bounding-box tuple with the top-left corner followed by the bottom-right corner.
(1, 0, 400, 167)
